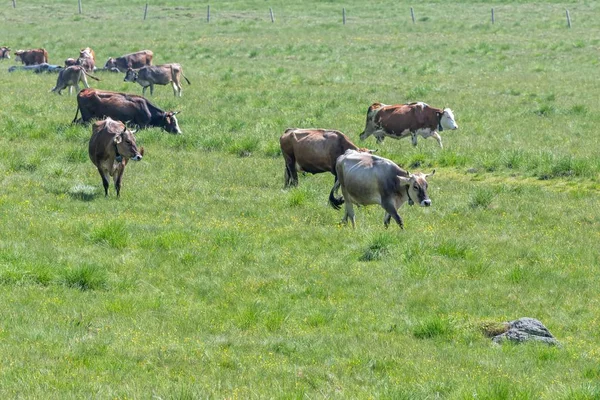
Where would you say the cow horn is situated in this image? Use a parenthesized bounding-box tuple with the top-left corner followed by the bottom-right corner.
(426, 169, 436, 178)
(172, 111, 180, 115)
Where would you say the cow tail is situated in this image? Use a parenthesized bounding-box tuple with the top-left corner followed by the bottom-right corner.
(328, 179, 344, 210)
(72, 103, 80, 124)
(182, 73, 191, 85)
(83, 70, 101, 81)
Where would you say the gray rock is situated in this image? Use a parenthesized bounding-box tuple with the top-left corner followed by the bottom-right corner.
(492, 317, 559, 346)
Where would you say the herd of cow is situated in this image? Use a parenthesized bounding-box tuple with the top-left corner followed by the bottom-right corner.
(2, 45, 460, 229)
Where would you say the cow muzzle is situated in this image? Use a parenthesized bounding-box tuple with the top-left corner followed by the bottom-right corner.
(132, 154, 143, 161)
(420, 199, 431, 207)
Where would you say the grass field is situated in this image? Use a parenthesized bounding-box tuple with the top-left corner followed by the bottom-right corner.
(1, 0, 600, 398)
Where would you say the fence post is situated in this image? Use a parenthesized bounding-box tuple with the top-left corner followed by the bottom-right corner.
(78, 0, 82, 14)
(207, 5, 210, 23)
(12, 0, 16, 8)
(143, 3, 148, 20)
(343, 8, 346, 25)
(491, 8, 495, 24)
(410, 7, 415, 24)
(269, 7, 274, 22)
(565, 9, 571, 28)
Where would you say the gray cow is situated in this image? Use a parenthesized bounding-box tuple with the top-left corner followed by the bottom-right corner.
(124, 64, 191, 97)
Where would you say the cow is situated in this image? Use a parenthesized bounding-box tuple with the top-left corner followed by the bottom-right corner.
(8, 63, 62, 73)
(0, 47, 10, 59)
(51, 65, 101, 95)
(77, 47, 95, 72)
(360, 102, 458, 148)
(88, 117, 143, 197)
(64, 58, 78, 67)
(329, 150, 435, 229)
(104, 50, 153, 73)
(279, 128, 373, 188)
(14, 48, 49, 65)
(73, 88, 182, 134)
(123, 64, 191, 97)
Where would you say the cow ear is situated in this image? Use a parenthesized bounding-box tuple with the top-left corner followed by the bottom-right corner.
(397, 175, 411, 187)
(426, 169, 436, 178)
(114, 134, 123, 144)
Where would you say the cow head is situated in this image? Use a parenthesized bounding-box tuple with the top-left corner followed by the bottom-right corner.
(123, 68, 138, 83)
(79, 47, 94, 60)
(64, 58, 77, 67)
(438, 108, 458, 131)
(0, 47, 10, 59)
(104, 57, 117, 69)
(14, 50, 25, 63)
(163, 111, 182, 134)
(114, 127, 143, 161)
(398, 170, 435, 207)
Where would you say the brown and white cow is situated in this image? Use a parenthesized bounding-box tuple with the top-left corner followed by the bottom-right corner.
(124, 64, 191, 97)
(89, 117, 143, 197)
(360, 102, 458, 148)
(73, 88, 182, 134)
(51, 65, 101, 95)
(279, 128, 372, 188)
(14, 48, 49, 66)
(104, 50, 153, 73)
(64, 58, 78, 67)
(0, 47, 10, 60)
(77, 47, 96, 72)
(329, 150, 434, 229)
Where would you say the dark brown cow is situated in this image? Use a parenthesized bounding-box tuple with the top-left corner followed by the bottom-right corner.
(124, 64, 191, 97)
(51, 65, 100, 95)
(89, 117, 143, 197)
(73, 88, 182, 134)
(104, 50, 153, 73)
(280, 128, 372, 188)
(14, 48, 49, 66)
(0, 47, 10, 60)
(77, 47, 95, 72)
(360, 102, 458, 148)
(329, 149, 435, 229)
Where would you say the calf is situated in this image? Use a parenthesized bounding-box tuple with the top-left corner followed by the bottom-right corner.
(73, 88, 182, 134)
(88, 117, 143, 197)
(0, 47, 10, 59)
(329, 150, 434, 229)
(124, 64, 191, 97)
(51, 65, 101, 95)
(279, 128, 372, 188)
(14, 48, 48, 65)
(77, 47, 95, 72)
(104, 50, 153, 73)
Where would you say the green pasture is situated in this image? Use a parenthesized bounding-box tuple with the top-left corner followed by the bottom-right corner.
(1, 0, 599, 398)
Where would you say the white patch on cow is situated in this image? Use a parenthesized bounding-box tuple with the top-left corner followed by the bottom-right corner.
(441, 108, 458, 130)
(415, 127, 432, 137)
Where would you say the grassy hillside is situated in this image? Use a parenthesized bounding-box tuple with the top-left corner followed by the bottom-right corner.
(1, 1, 599, 398)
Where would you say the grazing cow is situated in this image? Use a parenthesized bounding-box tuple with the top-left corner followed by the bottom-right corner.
(124, 64, 191, 97)
(51, 65, 101, 95)
(329, 150, 434, 229)
(88, 117, 143, 197)
(8, 63, 62, 73)
(14, 48, 49, 65)
(279, 128, 372, 188)
(104, 50, 153, 73)
(77, 47, 95, 72)
(360, 102, 458, 148)
(73, 88, 182, 134)
(0, 47, 10, 59)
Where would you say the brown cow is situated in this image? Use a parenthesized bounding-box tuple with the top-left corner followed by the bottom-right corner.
(280, 128, 372, 188)
(360, 102, 458, 148)
(329, 149, 435, 229)
(88, 117, 143, 197)
(51, 65, 101, 95)
(64, 58, 78, 67)
(14, 48, 49, 66)
(77, 47, 95, 72)
(0, 47, 10, 59)
(73, 88, 182, 134)
(123, 64, 191, 97)
(104, 50, 153, 73)
(79, 47, 96, 62)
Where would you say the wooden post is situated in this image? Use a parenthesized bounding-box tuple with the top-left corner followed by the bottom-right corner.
(343, 8, 346, 25)
(269, 7, 274, 23)
(207, 5, 210, 23)
(12, 0, 16, 8)
(143, 3, 148, 20)
(78, 0, 82, 14)
(491, 8, 495, 24)
(410, 7, 415, 24)
(565, 9, 571, 28)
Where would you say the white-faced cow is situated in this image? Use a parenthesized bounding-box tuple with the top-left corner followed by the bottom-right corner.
(89, 117, 143, 197)
(14, 48, 49, 66)
(329, 150, 435, 229)
(280, 128, 372, 188)
(73, 88, 182, 134)
(51, 65, 100, 95)
(124, 64, 191, 97)
(360, 102, 458, 148)
(104, 50, 153, 73)
(0, 47, 10, 60)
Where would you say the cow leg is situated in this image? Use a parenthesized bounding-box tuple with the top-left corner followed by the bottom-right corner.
(382, 199, 404, 229)
(114, 164, 125, 198)
(431, 131, 443, 148)
(98, 167, 110, 196)
(149, 84, 154, 96)
(172, 81, 180, 97)
(411, 132, 418, 146)
(283, 155, 298, 188)
(341, 189, 355, 228)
